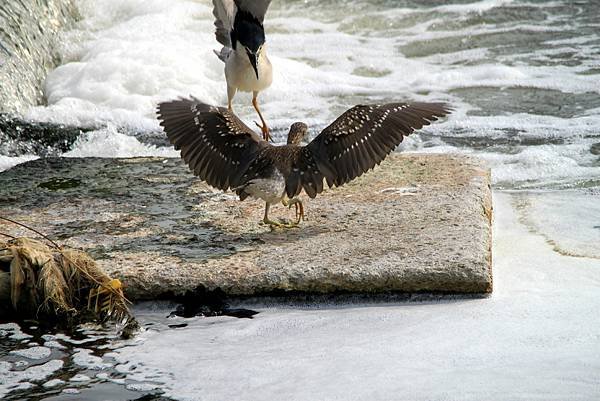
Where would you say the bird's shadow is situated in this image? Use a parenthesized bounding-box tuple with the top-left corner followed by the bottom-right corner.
(202, 219, 331, 252)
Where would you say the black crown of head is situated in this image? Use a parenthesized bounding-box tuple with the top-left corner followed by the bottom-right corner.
(231, 9, 265, 51)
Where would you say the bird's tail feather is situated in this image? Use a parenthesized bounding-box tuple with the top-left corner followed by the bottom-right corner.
(231, 183, 251, 200)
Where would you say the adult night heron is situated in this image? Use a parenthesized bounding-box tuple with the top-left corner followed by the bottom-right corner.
(212, 0, 273, 141)
(157, 98, 450, 228)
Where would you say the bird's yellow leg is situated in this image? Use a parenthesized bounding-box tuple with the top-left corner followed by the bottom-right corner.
(283, 198, 304, 224)
(263, 202, 298, 229)
(227, 85, 236, 112)
(252, 92, 272, 142)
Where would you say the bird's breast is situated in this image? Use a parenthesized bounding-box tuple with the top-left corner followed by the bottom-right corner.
(225, 51, 272, 92)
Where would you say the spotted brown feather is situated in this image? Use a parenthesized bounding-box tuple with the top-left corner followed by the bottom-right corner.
(157, 98, 450, 203)
(286, 102, 451, 197)
(157, 97, 265, 191)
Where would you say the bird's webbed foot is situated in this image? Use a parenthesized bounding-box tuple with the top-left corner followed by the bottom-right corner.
(254, 121, 272, 142)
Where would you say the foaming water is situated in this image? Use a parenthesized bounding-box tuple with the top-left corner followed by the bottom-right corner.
(63, 127, 178, 158)
(11, 0, 598, 191)
(0, 155, 39, 172)
(514, 189, 600, 259)
(0, 322, 167, 400)
(26, 0, 221, 131)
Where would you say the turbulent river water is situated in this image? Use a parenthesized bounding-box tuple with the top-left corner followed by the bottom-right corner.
(1, 0, 599, 400)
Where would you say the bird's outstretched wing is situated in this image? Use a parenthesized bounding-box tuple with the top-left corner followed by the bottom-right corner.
(212, 0, 272, 48)
(234, 0, 272, 23)
(157, 97, 265, 191)
(285, 102, 451, 198)
(212, 0, 236, 48)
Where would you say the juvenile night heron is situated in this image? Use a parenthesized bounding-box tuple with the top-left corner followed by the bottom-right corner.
(212, 0, 273, 141)
(157, 98, 450, 227)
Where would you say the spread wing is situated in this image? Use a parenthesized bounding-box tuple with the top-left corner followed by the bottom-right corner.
(285, 102, 451, 198)
(235, 0, 272, 23)
(157, 97, 265, 191)
(212, 0, 236, 48)
(213, 0, 272, 48)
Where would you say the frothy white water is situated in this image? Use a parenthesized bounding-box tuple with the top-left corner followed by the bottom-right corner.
(63, 127, 178, 158)
(482, 144, 599, 188)
(26, 0, 221, 131)
(113, 193, 600, 401)
(0, 323, 66, 397)
(515, 190, 600, 259)
(12, 0, 597, 189)
(433, 0, 515, 13)
(0, 155, 39, 172)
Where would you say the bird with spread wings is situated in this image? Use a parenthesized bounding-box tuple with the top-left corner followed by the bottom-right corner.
(157, 97, 450, 228)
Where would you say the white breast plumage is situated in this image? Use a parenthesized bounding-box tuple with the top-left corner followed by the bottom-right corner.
(225, 50, 272, 92)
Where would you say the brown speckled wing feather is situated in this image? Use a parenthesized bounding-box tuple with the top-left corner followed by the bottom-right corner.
(157, 97, 264, 191)
(286, 102, 451, 198)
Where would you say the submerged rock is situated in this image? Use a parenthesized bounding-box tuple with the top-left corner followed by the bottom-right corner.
(0, 154, 493, 298)
(0, 115, 84, 157)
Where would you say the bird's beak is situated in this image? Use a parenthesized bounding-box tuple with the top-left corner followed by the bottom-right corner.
(247, 50, 259, 79)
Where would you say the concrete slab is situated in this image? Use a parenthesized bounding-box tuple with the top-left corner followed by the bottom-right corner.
(0, 154, 492, 299)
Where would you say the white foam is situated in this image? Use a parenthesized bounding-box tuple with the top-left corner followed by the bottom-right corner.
(23, 0, 577, 131)
(480, 143, 599, 187)
(9, 346, 52, 360)
(126, 382, 162, 392)
(0, 155, 39, 173)
(0, 360, 64, 398)
(69, 374, 91, 383)
(0, 323, 21, 334)
(72, 348, 112, 370)
(44, 340, 66, 350)
(43, 378, 65, 388)
(433, 0, 515, 13)
(26, 0, 222, 131)
(515, 190, 600, 259)
(63, 126, 177, 158)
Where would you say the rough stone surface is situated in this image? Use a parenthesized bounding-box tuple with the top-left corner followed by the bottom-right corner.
(0, 154, 492, 299)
